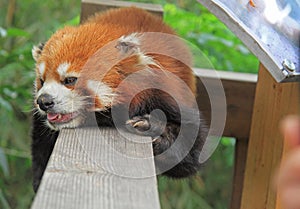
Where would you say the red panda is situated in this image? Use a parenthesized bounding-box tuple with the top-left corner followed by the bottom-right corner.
(31, 7, 207, 192)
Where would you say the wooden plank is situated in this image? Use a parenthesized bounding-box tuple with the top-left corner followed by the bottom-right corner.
(195, 68, 258, 83)
(31, 128, 160, 209)
(194, 68, 257, 138)
(230, 138, 249, 209)
(240, 64, 300, 209)
(80, 0, 163, 23)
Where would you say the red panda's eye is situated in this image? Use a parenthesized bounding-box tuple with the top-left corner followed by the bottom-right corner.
(63, 77, 77, 86)
(39, 78, 44, 86)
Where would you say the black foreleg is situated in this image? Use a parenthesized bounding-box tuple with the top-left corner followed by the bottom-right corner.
(31, 114, 59, 192)
(126, 110, 207, 178)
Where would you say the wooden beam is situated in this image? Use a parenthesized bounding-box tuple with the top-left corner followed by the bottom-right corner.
(240, 64, 300, 209)
(31, 128, 160, 209)
(194, 68, 257, 138)
(80, 0, 163, 23)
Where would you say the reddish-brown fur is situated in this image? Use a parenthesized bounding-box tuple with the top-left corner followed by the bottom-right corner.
(32, 7, 205, 192)
(35, 7, 196, 110)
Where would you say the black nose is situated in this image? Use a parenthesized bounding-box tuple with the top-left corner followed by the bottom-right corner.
(37, 94, 54, 112)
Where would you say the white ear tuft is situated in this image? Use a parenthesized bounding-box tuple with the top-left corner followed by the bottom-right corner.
(32, 43, 45, 61)
(116, 33, 141, 54)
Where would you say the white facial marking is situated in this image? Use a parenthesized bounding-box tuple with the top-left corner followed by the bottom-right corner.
(57, 62, 71, 77)
(38, 62, 46, 76)
(87, 80, 114, 108)
(36, 80, 87, 130)
(36, 81, 82, 113)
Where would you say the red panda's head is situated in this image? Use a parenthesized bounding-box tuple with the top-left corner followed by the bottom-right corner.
(32, 24, 163, 130)
(33, 8, 196, 131)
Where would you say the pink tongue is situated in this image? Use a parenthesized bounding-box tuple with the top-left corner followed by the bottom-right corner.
(47, 113, 72, 123)
(47, 113, 60, 122)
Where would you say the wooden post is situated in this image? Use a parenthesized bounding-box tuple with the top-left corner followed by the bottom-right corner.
(31, 128, 161, 209)
(240, 64, 300, 209)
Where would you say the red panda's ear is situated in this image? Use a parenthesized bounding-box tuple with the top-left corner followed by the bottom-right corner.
(32, 43, 45, 61)
(116, 33, 141, 55)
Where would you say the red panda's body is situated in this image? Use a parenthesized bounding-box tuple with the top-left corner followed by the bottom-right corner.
(31, 7, 207, 192)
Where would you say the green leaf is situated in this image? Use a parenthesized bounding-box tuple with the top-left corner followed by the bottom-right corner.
(64, 15, 80, 26)
(221, 137, 236, 146)
(0, 148, 9, 178)
(0, 96, 13, 112)
(0, 189, 11, 209)
(6, 28, 30, 38)
(0, 189, 10, 209)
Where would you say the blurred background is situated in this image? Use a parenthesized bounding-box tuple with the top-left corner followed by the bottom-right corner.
(0, 0, 258, 208)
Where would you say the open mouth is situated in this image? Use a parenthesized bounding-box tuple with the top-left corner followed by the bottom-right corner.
(47, 112, 79, 124)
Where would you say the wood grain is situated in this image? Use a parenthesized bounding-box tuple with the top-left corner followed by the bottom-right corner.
(31, 128, 160, 209)
(240, 64, 300, 209)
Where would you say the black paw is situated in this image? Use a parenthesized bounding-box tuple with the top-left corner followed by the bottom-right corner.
(126, 114, 166, 137)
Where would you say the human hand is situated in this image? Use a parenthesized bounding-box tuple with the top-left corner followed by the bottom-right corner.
(276, 116, 300, 209)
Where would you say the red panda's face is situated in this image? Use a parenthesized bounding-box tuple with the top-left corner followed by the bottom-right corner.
(33, 57, 120, 130)
(32, 26, 153, 130)
(32, 26, 121, 130)
(33, 20, 196, 131)
(33, 59, 116, 130)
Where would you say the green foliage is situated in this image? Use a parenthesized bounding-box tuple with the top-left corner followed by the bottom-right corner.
(0, 1, 80, 208)
(0, 188, 10, 209)
(0, 0, 258, 208)
(0, 25, 35, 209)
(163, 4, 258, 72)
(0, 148, 9, 177)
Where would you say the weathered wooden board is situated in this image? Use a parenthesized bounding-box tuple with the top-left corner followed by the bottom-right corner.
(31, 128, 160, 209)
(81, 0, 163, 23)
(240, 64, 300, 209)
